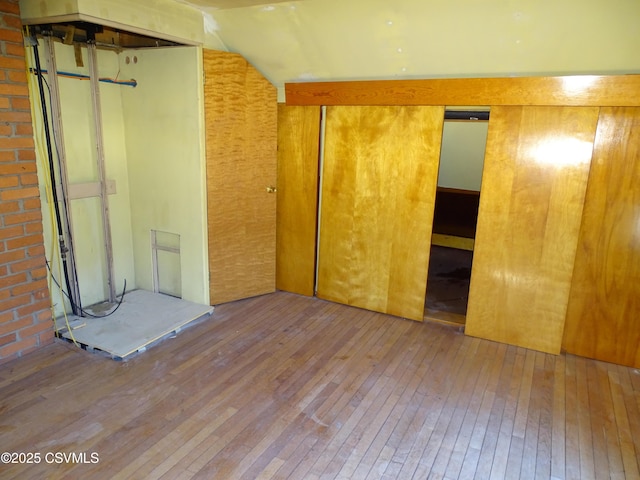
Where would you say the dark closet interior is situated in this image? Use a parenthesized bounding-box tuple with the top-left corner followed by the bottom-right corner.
(424, 112, 487, 326)
(424, 191, 479, 325)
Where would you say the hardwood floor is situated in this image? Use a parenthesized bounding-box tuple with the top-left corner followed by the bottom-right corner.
(1, 292, 639, 479)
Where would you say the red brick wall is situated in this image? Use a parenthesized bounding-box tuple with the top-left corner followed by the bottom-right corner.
(0, 0, 53, 364)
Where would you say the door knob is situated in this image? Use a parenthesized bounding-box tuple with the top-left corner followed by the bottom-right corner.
(266, 186, 277, 193)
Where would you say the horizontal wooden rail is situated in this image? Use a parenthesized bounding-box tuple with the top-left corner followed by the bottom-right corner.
(285, 74, 640, 107)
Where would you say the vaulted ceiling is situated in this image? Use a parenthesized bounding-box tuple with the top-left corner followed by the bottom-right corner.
(170, 0, 639, 100)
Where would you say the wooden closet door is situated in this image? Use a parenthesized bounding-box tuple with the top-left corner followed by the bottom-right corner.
(317, 106, 444, 321)
(465, 106, 599, 354)
(204, 50, 277, 304)
(276, 105, 321, 296)
(563, 107, 640, 368)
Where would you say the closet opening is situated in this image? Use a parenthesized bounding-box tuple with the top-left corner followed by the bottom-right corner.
(424, 108, 489, 326)
(25, 21, 213, 359)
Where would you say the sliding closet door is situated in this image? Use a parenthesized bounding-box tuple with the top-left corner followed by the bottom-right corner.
(317, 106, 444, 321)
(276, 105, 321, 296)
(563, 107, 640, 368)
(465, 106, 599, 354)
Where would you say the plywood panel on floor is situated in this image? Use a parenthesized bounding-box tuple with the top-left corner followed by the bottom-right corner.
(465, 106, 599, 354)
(563, 107, 640, 368)
(204, 49, 277, 305)
(317, 106, 444, 321)
(55, 290, 213, 359)
(276, 104, 321, 296)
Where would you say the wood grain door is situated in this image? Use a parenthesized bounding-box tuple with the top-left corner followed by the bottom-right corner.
(204, 50, 277, 305)
(317, 106, 444, 321)
(276, 105, 321, 296)
(465, 106, 599, 354)
(563, 107, 640, 368)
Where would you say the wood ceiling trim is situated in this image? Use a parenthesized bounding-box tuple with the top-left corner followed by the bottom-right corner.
(285, 75, 640, 107)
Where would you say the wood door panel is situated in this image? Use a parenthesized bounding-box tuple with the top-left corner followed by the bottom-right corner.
(317, 106, 444, 321)
(563, 107, 640, 367)
(465, 106, 599, 354)
(204, 50, 277, 305)
(276, 105, 321, 296)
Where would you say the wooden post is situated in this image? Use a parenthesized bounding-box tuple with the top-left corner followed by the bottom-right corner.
(43, 35, 83, 313)
(87, 41, 116, 303)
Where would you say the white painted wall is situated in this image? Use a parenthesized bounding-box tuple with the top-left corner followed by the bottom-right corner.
(437, 121, 488, 192)
(120, 46, 208, 305)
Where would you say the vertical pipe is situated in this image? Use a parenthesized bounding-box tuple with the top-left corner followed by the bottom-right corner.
(87, 41, 117, 303)
(42, 35, 83, 315)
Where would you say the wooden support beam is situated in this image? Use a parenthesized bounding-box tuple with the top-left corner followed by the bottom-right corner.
(55, 180, 117, 201)
(87, 42, 117, 303)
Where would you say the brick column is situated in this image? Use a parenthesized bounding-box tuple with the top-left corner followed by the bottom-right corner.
(0, 0, 54, 364)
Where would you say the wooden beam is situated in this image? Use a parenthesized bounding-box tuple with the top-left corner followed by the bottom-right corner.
(285, 75, 640, 107)
(87, 42, 117, 304)
(55, 179, 117, 200)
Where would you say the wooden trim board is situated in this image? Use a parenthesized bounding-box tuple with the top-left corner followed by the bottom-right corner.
(286, 75, 640, 107)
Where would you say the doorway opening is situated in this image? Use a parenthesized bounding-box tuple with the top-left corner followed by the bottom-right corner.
(424, 109, 489, 326)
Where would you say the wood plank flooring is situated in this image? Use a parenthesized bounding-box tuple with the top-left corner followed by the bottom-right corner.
(1, 292, 639, 479)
